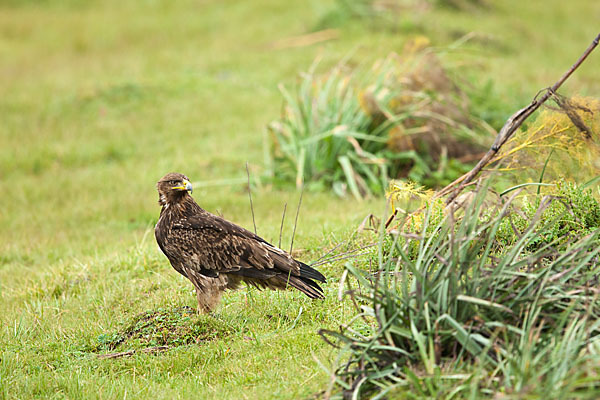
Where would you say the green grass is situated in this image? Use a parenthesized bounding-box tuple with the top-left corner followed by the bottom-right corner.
(324, 182, 600, 398)
(1, 0, 600, 398)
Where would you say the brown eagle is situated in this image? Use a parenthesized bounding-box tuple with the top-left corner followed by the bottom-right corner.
(154, 172, 326, 313)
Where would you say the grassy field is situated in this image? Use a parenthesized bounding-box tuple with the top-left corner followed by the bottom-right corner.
(1, 0, 599, 398)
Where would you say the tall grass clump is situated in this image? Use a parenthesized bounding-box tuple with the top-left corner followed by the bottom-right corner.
(266, 60, 388, 198)
(321, 181, 600, 398)
(267, 47, 492, 198)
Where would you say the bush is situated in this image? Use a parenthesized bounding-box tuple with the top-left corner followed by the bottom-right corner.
(266, 48, 492, 198)
(496, 181, 600, 250)
(321, 181, 600, 398)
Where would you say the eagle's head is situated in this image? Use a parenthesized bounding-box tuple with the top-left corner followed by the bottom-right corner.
(157, 172, 193, 206)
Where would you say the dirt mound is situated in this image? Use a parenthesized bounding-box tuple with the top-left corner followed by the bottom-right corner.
(94, 306, 232, 353)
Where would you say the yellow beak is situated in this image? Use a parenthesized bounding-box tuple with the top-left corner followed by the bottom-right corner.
(172, 179, 193, 193)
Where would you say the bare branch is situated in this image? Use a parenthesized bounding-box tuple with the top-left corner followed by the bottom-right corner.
(438, 32, 600, 204)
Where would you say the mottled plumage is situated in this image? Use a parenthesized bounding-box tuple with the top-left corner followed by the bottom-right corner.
(155, 172, 326, 313)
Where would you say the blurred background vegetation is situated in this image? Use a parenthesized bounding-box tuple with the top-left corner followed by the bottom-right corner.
(1, 0, 599, 398)
(1, 0, 599, 261)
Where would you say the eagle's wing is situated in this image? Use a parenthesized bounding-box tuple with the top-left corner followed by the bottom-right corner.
(171, 212, 325, 298)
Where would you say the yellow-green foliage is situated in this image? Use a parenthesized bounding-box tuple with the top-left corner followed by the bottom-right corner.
(376, 180, 446, 260)
(386, 179, 446, 235)
(386, 179, 434, 212)
(500, 96, 600, 182)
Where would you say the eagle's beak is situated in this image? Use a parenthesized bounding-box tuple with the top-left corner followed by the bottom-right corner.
(172, 179, 193, 193)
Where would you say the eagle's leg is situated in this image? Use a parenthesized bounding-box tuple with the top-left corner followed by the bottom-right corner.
(195, 287, 211, 314)
(183, 268, 223, 314)
(193, 282, 224, 314)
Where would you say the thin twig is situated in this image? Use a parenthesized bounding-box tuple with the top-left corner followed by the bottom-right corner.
(438, 32, 600, 204)
(311, 243, 378, 267)
(246, 162, 257, 235)
(312, 252, 372, 268)
(289, 185, 304, 254)
(97, 346, 170, 359)
(278, 203, 287, 249)
(312, 239, 349, 265)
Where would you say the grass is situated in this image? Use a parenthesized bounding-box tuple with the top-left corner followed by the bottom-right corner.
(1, 0, 600, 399)
(324, 182, 600, 398)
(266, 48, 491, 196)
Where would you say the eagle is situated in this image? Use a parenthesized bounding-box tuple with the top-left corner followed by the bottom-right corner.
(154, 172, 326, 313)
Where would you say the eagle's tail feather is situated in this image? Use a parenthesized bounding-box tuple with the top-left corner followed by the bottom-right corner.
(280, 274, 325, 299)
(298, 261, 326, 283)
(229, 268, 325, 298)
